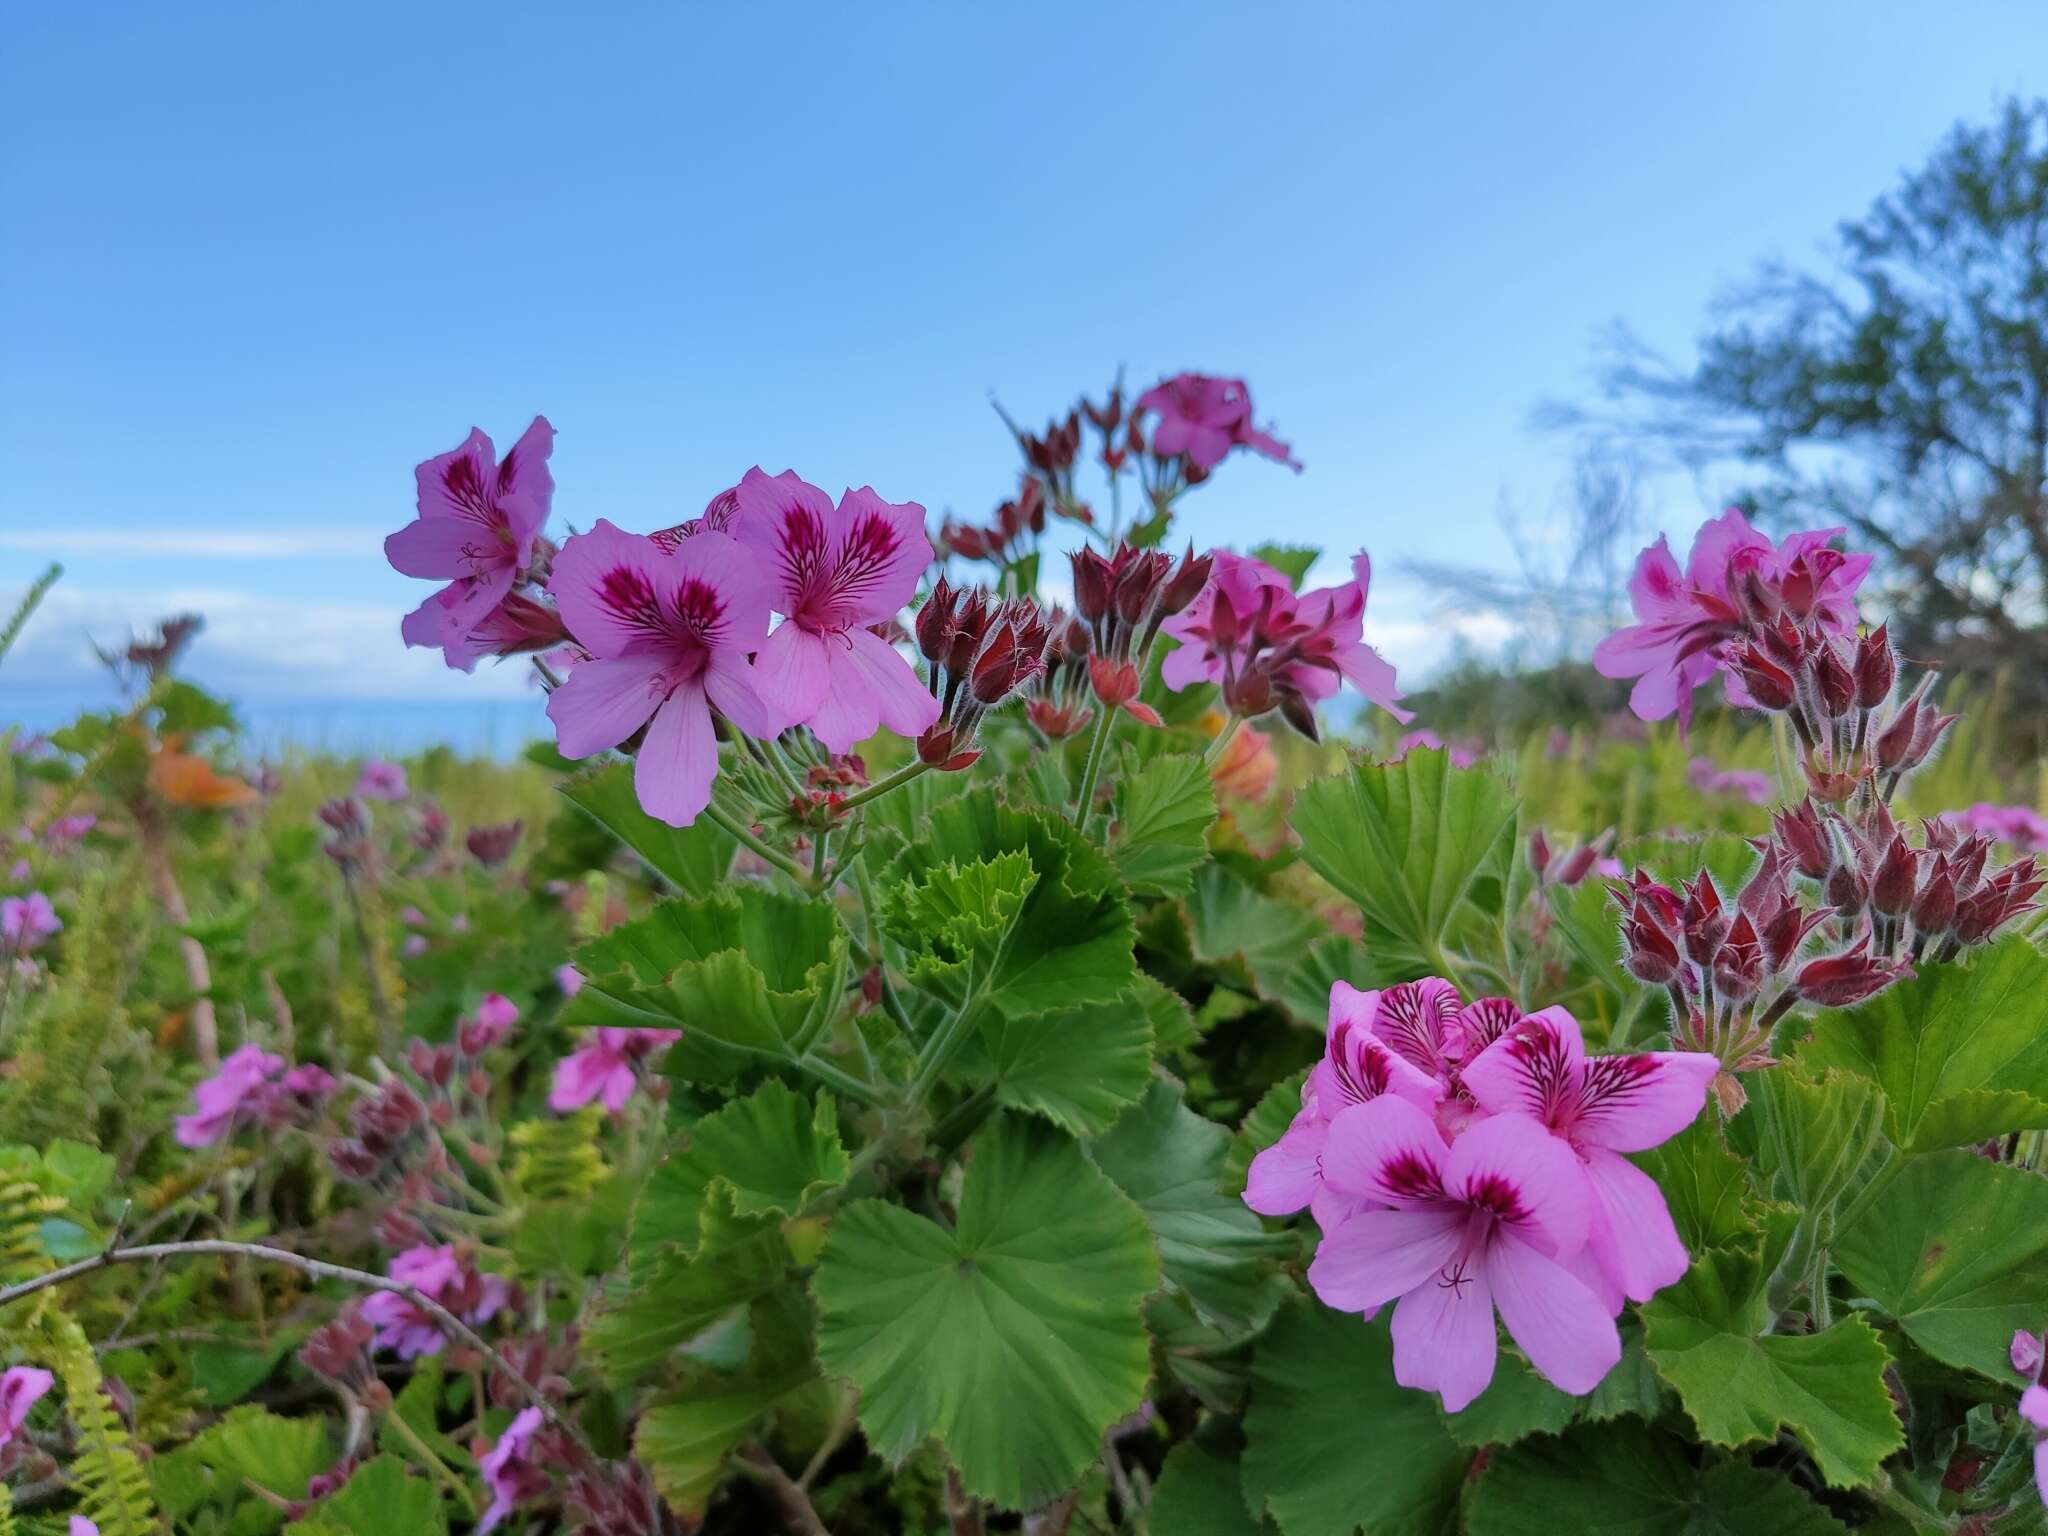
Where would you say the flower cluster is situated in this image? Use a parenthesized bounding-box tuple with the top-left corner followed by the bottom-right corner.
(1161, 551, 1412, 735)
(175, 1043, 335, 1148)
(1687, 755, 1773, 806)
(911, 581, 1052, 770)
(1070, 542, 1211, 725)
(1594, 508, 1873, 733)
(1244, 979, 1715, 1410)
(549, 1027, 681, 1115)
(359, 1243, 511, 1359)
(1943, 801, 2048, 854)
(0, 890, 59, 954)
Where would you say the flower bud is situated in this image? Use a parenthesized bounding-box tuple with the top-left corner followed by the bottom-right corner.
(1795, 942, 1912, 1008)
(1910, 859, 1957, 935)
(1731, 644, 1797, 712)
(1711, 913, 1765, 1002)
(1681, 873, 1728, 965)
(1853, 624, 1895, 709)
(1159, 546, 1214, 616)
(1527, 829, 1553, 879)
(1621, 901, 1683, 985)
(915, 578, 959, 665)
(1871, 835, 1919, 918)
(1772, 800, 1833, 881)
(1810, 642, 1855, 718)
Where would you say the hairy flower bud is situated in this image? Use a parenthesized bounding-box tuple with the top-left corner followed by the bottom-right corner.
(1621, 901, 1683, 986)
(1853, 623, 1895, 709)
(1527, 829, 1553, 879)
(1795, 942, 1912, 1008)
(1810, 642, 1855, 718)
(1731, 643, 1798, 712)
(1871, 835, 1919, 918)
(1681, 873, 1728, 965)
(1772, 800, 1833, 880)
(1910, 859, 1957, 935)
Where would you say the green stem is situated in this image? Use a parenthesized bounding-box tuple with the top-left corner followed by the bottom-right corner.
(0, 563, 60, 670)
(931, 1084, 999, 1156)
(837, 759, 931, 814)
(907, 957, 1001, 1108)
(1203, 713, 1244, 767)
(811, 828, 831, 885)
(793, 1053, 886, 1108)
(381, 1398, 480, 1517)
(701, 801, 816, 891)
(1071, 702, 1118, 831)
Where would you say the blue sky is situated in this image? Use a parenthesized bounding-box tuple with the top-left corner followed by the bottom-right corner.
(3, 1, 2043, 739)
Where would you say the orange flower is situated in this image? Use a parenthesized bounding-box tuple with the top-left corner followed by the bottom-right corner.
(1208, 714, 1277, 802)
(149, 743, 260, 809)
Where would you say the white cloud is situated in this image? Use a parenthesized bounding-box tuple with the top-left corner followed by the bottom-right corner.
(0, 527, 384, 559)
(1, 583, 537, 703)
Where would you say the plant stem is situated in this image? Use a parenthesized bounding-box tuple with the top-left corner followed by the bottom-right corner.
(739, 1445, 831, 1536)
(838, 759, 932, 814)
(0, 1238, 596, 1460)
(1203, 713, 1244, 766)
(701, 801, 816, 890)
(381, 1394, 479, 1516)
(812, 828, 831, 885)
(0, 563, 60, 670)
(1071, 703, 1118, 830)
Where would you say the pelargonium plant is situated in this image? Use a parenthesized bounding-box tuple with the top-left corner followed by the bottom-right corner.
(3, 371, 2048, 1536)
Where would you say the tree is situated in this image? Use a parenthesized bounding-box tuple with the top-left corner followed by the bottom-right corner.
(1549, 98, 2048, 717)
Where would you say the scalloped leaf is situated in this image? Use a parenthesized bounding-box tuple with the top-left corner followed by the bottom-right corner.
(1469, 1419, 1846, 1534)
(975, 993, 1156, 1137)
(1088, 1077, 1291, 1330)
(560, 759, 735, 894)
(1110, 751, 1217, 898)
(1834, 1149, 2048, 1382)
(1239, 1303, 1468, 1536)
(1289, 748, 1519, 968)
(1796, 935, 2048, 1151)
(811, 1114, 1156, 1510)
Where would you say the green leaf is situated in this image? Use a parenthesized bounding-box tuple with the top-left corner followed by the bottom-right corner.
(1290, 749, 1519, 966)
(297, 1456, 445, 1536)
(977, 993, 1156, 1138)
(1150, 1440, 1272, 1536)
(1275, 935, 1380, 1031)
(1240, 1303, 1469, 1536)
(560, 759, 735, 894)
(812, 1114, 1157, 1509)
(1633, 1116, 1760, 1252)
(1739, 1068, 1886, 1233)
(186, 1405, 330, 1506)
(1089, 1077, 1292, 1331)
(634, 1080, 849, 1264)
(881, 849, 1038, 994)
(1110, 752, 1217, 898)
(1441, 1326, 1665, 1449)
(884, 789, 1134, 1020)
(590, 1187, 795, 1386)
(1796, 936, 2048, 1151)
(1469, 1419, 1847, 1535)
(1247, 544, 1321, 589)
(635, 1291, 821, 1517)
(568, 885, 849, 1078)
(188, 1328, 310, 1408)
(1641, 1229, 1901, 1486)
(1186, 864, 1324, 1021)
(1834, 1149, 2048, 1382)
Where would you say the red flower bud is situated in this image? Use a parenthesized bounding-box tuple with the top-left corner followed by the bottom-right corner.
(1681, 873, 1728, 965)
(1871, 835, 1919, 918)
(1810, 642, 1855, 718)
(1795, 942, 1912, 1008)
(1853, 624, 1895, 709)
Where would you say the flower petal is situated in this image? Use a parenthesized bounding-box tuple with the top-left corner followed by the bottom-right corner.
(1390, 1259, 1498, 1412)
(634, 683, 718, 827)
(752, 620, 834, 728)
(733, 467, 839, 614)
(1306, 1207, 1464, 1315)
(1320, 1095, 1450, 1207)
(1443, 1110, 1590, 1262)
(549, 519, 676, 659)
(1243, 1112, 1325, 1216)
(1487, 1229, 1622, 1396)
(1459, 1006, 1587, 1125)
(805, 639, 884, 754)
(1582, 1146, 1689, 1303)
(845, 625, 942, 739)
(545, 652, 669, 759)
(825, 487, 932, 624)
(704, 655, 781, 739)
(1570, 1050, 1718, 1153)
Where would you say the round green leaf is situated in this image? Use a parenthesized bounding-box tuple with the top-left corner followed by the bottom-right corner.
(811, 1114, 1157, 1510)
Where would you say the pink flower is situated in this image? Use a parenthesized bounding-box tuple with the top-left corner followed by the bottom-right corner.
(549, 1028, 680, 1114)
(732, 468, 941, 753)
(554, 964, 584, 998)
(1460, 1007, 1717, 1303)
(544, 520, 778, 827)
(2024, 1385, 2048, 1509)
(355, 760, 409, 801)
(279, 1063, 338, 1107)
(1134, 373, 1300, 472)
(2015, 1327, 2044, 1380)
(359, 1245, 510, 1360)
(389, 418, 555, 671)
(0, 1365, 52, 1448)
(402, 934, 430, 958)
(1687, 757, 1772, 805)
(1245, 981, 1446, 1227)
(478, 1406, 549, 1532)
(458, 993, 519, 1054)
(175, 1044, 286, 1148)
(1944, 803, 2048, 855)
(1308, 1099, 1621, 1411)
(1594, 509, 1870, 728)
(1160, 552, 1411, 728)
(72, 1519, 101, 1536)
(1, 891, 60, 953)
